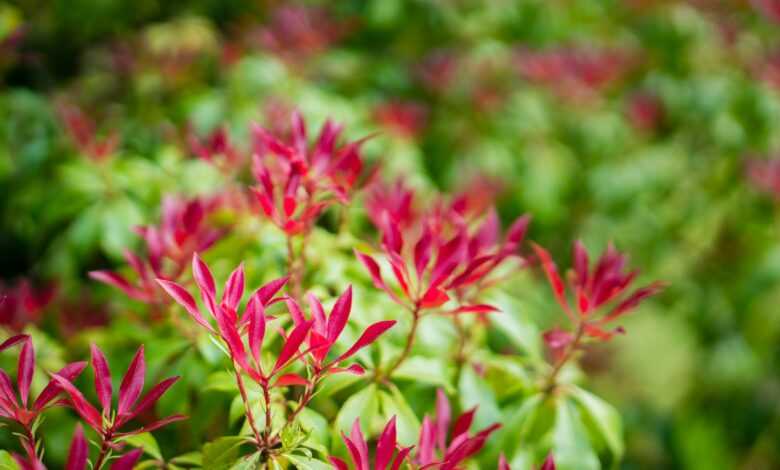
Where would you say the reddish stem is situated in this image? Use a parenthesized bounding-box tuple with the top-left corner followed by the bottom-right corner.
(233, 365, 264, 447)
(542, 322, 586, 394)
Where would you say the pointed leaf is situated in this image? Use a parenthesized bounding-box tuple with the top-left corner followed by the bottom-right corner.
(118, 346, 145, 417)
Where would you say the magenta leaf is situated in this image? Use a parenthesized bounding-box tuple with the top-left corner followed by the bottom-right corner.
(222, 263, 245, 311)
(0, 334, 29, 353)
(123, 376, 180, 424)
(335, 320, 396, 363)
(375, 416, 397, 470)
(89, 344, 113, 413)
(50, 374, 102, 430)
(110, 449, 143, 470)
(17, 338, 34, 407)
(248, 300, 266, 366)
(88, 271, 148, 301)
(254, 276, 290, 305)
(326, 286, 352, 342)
(33, 361, 87, 411)
(117, 346, 145, 417)
(273, 321, 312, 373)
(157, 279, 214, 332)
(192, 253, 216, 301)
(65, 424, 89, 470)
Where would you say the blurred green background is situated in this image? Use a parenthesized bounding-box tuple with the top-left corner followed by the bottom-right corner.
(1, 0, 780, 468)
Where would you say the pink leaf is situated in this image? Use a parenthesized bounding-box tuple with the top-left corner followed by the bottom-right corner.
(254, 276, 290, 305)
(449, 304, 499, 314)
(435, 389, 451, 452)
(0, 334, 28, 353)
(420, 287, 449, 309)
(65, 424, 89, 470)
(110, 449, 143, 470)
(17, 338, 34, 407)
(531, 244, 573, 320)
(122, 376, 179, 424)
(222, 263, 245, 312)
(248, 300, 266, 366)
(273, 321, 312, 373)
(88, 271, 148, 301)
(306, 293, 327, 335)
(192, 253, 216, 302)
(90, 344, 113, 413)
(326, 286, 352, 342)
(285, 297, 306, 326)
(375, 416, 397, 470)
(34, 361, 87, 411)
(414, 225, 433, 278)
(330, 457, 349, 470)
(498, 454, 511, 470)
(275, 373, 309, 387)
(540, 453, 556, 470)
(50, 374, 102, 430)
(335, 320, 396, 363)
(117, 346, 145, 417)
(156, 279, 214, 332)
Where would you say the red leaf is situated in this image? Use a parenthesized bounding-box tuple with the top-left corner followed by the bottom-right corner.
(156, 279, 214, 332)
(222, 263, 245, 312)
(420, 287, 449, 309)
(275, 373, 308, 387)
(307, 293, 327, 334)
(0, 334, 28, 353)
(330, 364, 365, 375)
(89, 271, 148, 301)
(540, 453, 556, 470)
(355, 251, 386, 289)
(451, 407, 476, 442)
(16, 338, 34, 407)
(50, 374, 102, 430)
(215, 306, 249, 371)
(414, 225, 433, 278)
(335, 320, 396, 363)
(118, 414, 186, 437)
(122, 376, 179, 424)
(65, 424, 88, 470)
(34, 361, 87, 411)
(254, 276, 290, 305)
(435, 389, 451, 451)
(192, 253, 216, 302)
(285, 297, 306, 326)
(330, 457, 349, 470)
(450, 304, 499, 314)
(90, 344, 113, 413)
(531, 243, 573, 320)
(117, 346, 145, 417)
(110, 449, 143, 470)
(390, 446, 413, 470)
(273, 321, 312, 373)
(498, 454, 511, 470)
(248, 300, 266, 366)
(375, 416, 397, 470)
(326, 286, 353, 342)
(572, 240, 589, 288)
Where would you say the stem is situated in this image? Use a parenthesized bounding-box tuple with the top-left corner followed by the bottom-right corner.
(261, 381, 273, 448)
(94, 431, 113, 470)
(542, 323, 586, 394)
(382, 305, 421, 380)
(452, 314, 468, 365)
(233, 365, 264, 447)
(287, 372, 319, 423)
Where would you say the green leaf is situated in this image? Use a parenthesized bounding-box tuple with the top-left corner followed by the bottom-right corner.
(0, 451, 21, 470)
(569, 386, 624, 459)
(335, 383, 378, 435)
(229, 452, 261, 470)
(486, 393, 544, 463)
(458, 364, 502, 429)
(287, 454, 334, 470)
(379, 384, 421, 446)
(170, 452, 202, 466)
(205, 371, 239, 392)
(120, 432, 163, 460)
(552, 399, 600, 470)
(392, 356, 454, 393)
(201, 436, 247, 470)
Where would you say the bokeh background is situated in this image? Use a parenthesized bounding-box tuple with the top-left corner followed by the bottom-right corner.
(1, 0, 780, 468)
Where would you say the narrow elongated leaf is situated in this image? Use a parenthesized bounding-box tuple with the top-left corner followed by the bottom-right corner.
(192, 254, 216, 301)
(117, 346, 145, 417)
(34, 361, 87, 411)
(110, 449, 143, 470)
(65, 425, 88, 470)
(157, 279, 214, 332)
(50, 374, 102, 429)
(123, 376, 180, 423)
(334, 320, 396, 363)
(327, 286, 352, 342)
(90, 344, 113, 413)
(375, 416, 397, 470)
(222, 263, 245, 311)
(17, 339, 34, 407)
(273, 321, 312, 373)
